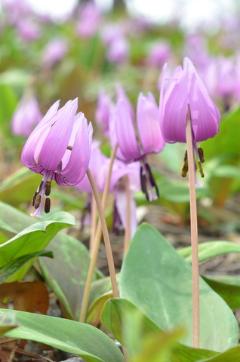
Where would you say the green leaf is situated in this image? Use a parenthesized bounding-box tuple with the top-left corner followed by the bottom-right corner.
(0, 201, 33, 235)
(179, 241, 240, 263)
(0, 250, 53, 283)
(0, 309, 123, 362)
(120, 224, 238, 351)
(0, 168, 40, 206)
(202, 107, 240, 159)
(0, 212, 75, 280)
(203, 275, 240, 310)
(201, 346, 240, 362)
(102, 299, 218, 362)
(39, 234, 91, 319)
(0, 83, 18, 139)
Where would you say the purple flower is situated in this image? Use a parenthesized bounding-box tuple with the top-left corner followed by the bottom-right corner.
(160, 57, 220, 144)
(42, 39, 68, 69)
(76, 2, 101, 38)
(95, 91, 113, 135)
(113, 91, 164, 162)
(12, 95, 42, 137)
(111, 89, 164, 201)
(2, 0, 31, 25)
(107, 36, 129, 65)
(17, 19, 41, 42)
(76, 142, 140, 236)
(147, 42, 170, 68)
(21, 99, 92, 215)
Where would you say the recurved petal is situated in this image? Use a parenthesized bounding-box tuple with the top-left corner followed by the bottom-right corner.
(160, 65, 189, 143)
(137, 93, 165, 154)
(184, 58, 220, 141)
(38, 99, 78, 171)
(57, 114, 93, 186)
(115, 98, 141, 161)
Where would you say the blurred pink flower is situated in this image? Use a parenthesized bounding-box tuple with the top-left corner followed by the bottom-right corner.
(95, 91, 114, 135)
(107, 36, 129, 64)
(17, 19, 41, 42)
(12, 95, 42, 137)
(42, 39, 68, 68)
(76, 2, 101, 38)
(147, 42, 171, 68)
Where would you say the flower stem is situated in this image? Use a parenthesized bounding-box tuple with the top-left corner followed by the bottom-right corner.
(89, 195, 97, 256)
(186, 108, 200, 348)
(123, 175, 131, 254)
(80, 145, 118, 322)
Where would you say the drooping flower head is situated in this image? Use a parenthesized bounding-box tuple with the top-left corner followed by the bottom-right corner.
(111, 87, 165, 200)
(160, 57, 220, 177)
(21, 99, 92, 215)
(76, 142, 140, 236)
(12, 94, 42, 136)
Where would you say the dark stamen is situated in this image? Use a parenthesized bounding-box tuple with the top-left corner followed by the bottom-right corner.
(34, 194, 41, 209)
(140, 165, 149, 201)
(145, 163, 160, 198)
(198, 148, 205, 163)
(45, 180, 51, 196)
(32, 191, 38, 207)
(38, 181, 44, 192)
(44, 198, 51, 213)
(181, 159, 188, 177)
(197, 161, 204, 178)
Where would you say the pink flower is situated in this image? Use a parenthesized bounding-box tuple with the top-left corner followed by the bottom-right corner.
(160, 57, 220, 144)
(17, 19, 41, 42)
(113, 90, 164, 162)
(76, 2, 101, 38)
(147, 42, 170, 68)
(21, 99, 92, 215)
(42, 39, 68, 69)
(11, 95, 42, 137)
(95, 91, 114, 134)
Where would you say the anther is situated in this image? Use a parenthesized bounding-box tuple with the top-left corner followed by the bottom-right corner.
(44, 198, 51, 213)
(145, 163, 160, 198)
(197, 161, 204, 178)
(38, 181, 44, 192)
(198, 148, 205, 163)
(181, 160, 188, 177)
(34, 194, 41, 209)
(32, 191, 38, 207)
(45, 180, 51, 196)
(140, 165, 149, 201)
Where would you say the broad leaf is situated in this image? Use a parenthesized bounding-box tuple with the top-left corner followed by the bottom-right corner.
(0, 212, 75, 281)
(0, 168, 40, 206)
(0, 309, 123, 362)
(102, 298, 218, 362)
(40, 234, 91, 319)
(179, 241, 240, 263)
(120, 224, 238, 351)
(204, 275, 240, 310)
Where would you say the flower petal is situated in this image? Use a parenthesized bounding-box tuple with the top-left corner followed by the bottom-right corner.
(137, 93, 165, 154)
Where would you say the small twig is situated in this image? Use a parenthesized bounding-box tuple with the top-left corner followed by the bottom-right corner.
(186, 107, 200, 348)
(89, 194, 97, 256)
(80, 145, 118, 322)
(123, 175, 132, 254)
